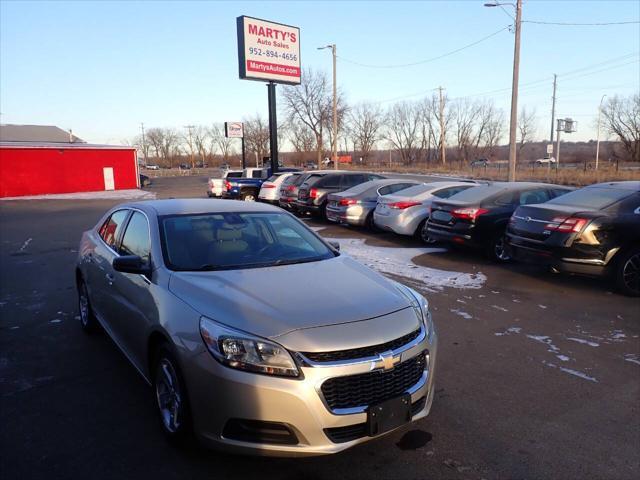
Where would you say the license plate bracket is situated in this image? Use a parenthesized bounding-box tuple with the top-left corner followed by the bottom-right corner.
(366, 394, 412, 437)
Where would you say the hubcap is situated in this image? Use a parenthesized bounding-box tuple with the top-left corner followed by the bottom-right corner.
(244, 195, 255, 202)
(155, 359, 182, 433)
(79, 284, 89, 326)
(495, 236, 511, 261)
(622, 253, 640, 294)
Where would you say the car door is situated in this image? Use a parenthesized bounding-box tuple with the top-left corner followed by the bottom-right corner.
(108, 210, 156, 370)
(90, 209, 130, 324)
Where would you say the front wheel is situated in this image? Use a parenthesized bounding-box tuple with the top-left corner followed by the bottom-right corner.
(615, 248, 640, 297)
(153, 346, 193, 445)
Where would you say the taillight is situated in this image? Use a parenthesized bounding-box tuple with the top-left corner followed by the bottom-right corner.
(388, 201, 420, 209)
(224, 180, 232, 191)
(451, 207, 489, 221)
(286, 185, 295, 192)
(339, 198, 358, 206)
(545, 216, 588, 233)
(309, 188, 319, 199)
(262, 183, 276, 189)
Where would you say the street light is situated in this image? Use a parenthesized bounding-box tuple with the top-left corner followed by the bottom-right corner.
(485, 0, 522, 182)
(318, 44, 338, 170)
(595, 94, 607, 171)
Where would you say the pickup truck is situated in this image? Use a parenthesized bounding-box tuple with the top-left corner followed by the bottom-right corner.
(207, 169, 242, 197)
(223, 167, 300, 201)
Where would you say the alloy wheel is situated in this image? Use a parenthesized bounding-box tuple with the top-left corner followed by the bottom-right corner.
(622, 252, 640, 295)
(494, 236, 511, 262)
(155, 358, 183, 433)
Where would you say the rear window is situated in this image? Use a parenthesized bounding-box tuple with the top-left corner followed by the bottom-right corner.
(547, 186, 632, 209)
(298, 173, 323, 186)
(282, 174, 300, 186)
(226, 171, 243, 178)
(446, 185, 505, 202)
(392, 184, 432, 197)
(266, 174, 283, 182)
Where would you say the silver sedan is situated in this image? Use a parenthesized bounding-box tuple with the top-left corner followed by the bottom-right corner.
(373, 182, 475, 239)
(325, 179, 420, 228)
(76, 199, 437, 456)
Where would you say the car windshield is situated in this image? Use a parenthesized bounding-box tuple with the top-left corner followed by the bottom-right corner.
(547, 186, 631, 209)
(160, 212, 335, 271)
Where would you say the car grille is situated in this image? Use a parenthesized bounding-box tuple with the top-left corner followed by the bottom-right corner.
(321, 353, 426, 411)
(323, 396, 427, 443)
(302, 328, 421, 363)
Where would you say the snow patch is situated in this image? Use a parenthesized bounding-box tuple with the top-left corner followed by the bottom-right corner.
(566, 337, 599, 347)
(624, 354, 640, 366)
(328, 237, 487, 291)
(495, 326, 522, 336)
(49, 319, 62, 324)
(492, 305, 508, 312)
(538, 304, 547, 309)
(19, 238, 32, 252)
(450, 309, 473, 320)
(543, 361, 598, 383)
(556, 355, 570, 362)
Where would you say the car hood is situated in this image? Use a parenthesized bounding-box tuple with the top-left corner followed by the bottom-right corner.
(168, 255, 412, 340)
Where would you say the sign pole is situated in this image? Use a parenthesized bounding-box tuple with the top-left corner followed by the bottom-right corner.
(267, 81, 279, 173)
(241, 136, 246, 170)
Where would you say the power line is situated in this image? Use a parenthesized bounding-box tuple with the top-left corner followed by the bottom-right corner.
(555, 52, 639, 78)
(337, 26, 510, 69)
(523, 19, 640, 26)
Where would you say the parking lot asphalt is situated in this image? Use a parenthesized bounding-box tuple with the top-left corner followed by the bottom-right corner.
(1, 175, 639, 480)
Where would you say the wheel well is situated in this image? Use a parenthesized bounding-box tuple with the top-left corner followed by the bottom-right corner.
(75, 268, 83, 287)
(147, 331, 170, 376)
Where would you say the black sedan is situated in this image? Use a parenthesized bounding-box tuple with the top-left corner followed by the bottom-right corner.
(506, 181, 640, 296)
(425, 182, 573, 261)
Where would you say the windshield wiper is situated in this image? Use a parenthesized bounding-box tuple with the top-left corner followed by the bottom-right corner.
(193, 264, 222, 271)
(272, 257, 323, 267)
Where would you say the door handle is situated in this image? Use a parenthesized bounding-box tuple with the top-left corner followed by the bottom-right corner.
(106, 273, 115, 285)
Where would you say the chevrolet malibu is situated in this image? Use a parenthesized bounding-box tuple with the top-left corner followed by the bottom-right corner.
(75, 199, 437, 456)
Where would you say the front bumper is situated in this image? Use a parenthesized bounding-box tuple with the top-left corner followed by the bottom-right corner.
(184, 332, 437, 456)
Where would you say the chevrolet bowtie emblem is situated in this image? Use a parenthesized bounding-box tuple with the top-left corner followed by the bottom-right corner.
(371, 351, 401, 371)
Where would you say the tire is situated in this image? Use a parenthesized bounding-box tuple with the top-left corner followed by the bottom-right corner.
(414, 219, 429, 241)
(241, 191, 257, 202)
(615, 248, 640, 297)
(77, 278, 98, 333)
(419, 221, 437, 245)
(152, 345, 193, 445)
(487, 232, 511, 262)
(365, 212, 379, 232)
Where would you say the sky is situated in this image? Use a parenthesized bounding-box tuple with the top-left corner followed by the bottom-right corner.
(1, 0, 639, 145)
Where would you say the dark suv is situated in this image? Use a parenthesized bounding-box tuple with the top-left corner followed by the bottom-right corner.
(506, 181, 640, 296)
(295, 172, 385, 218)
(426, 182, 573, 261)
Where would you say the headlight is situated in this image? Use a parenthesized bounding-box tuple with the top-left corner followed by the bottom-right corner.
(199, 317, 300, 378)
(395, 283, 435, 342)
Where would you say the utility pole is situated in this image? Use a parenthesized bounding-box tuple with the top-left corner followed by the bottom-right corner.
(184, 125, 195, 168)
(595, 94, 607, 171)
(549, 74, 557, 151)
(507, 0, 523, 182)
(331, 44, 338, 170)
(438, 86, 446, 165)
(140, 122, 147, 166)
(318, 44, 338, 170)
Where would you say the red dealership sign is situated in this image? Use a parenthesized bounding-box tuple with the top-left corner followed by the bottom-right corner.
(237, 16, 301, 85)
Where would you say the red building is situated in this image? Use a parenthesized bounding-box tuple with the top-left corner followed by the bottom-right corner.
(0, 125, 139, 198)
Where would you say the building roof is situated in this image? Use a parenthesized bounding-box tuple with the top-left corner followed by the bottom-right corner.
(0, 124, 85, 143)
(0, 141, 135, 150)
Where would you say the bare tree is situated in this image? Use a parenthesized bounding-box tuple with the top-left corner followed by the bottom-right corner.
(451, 99, 482, 163)
(384, 101, 422, 164)
(182, 127, 196, 168)
(282, 68, 335, 167)
(601, 94, 640, 161)
(419, 94, 453, 164)
(287, 118, 316, 153)
(517, 107, 537, 154)
(210, 123, 235, 164)
(347, 102, 383, 163)
(144, 128, 179, 167)
(192, 126, 210, 165)
(243, 114, 270, 165)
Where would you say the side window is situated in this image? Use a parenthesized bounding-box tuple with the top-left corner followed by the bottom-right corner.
(320, 175, 341, 188)
(119, 212, 151, 263)
(99, 210, 129, 249)
(342, 174, 365, 188)
(252, 170, 263, 179)
(550, 188, 570, 199)
(390, 183, 413, 194)
(519, 189, 550, 205)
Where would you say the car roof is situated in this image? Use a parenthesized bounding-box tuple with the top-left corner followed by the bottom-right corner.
(488, 181, 572, 190)
(588, 181, 640, 191)
(118, 199, 281, 217)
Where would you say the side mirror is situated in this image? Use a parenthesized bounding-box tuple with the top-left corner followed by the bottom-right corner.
(328, 240, 340, 252)
(113, 255, 151, 276)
